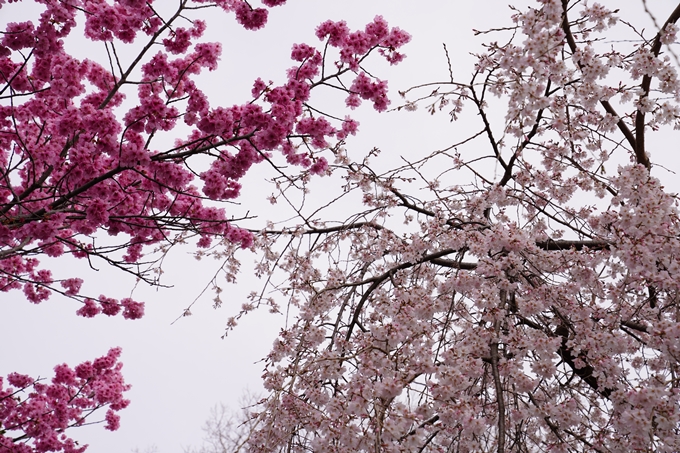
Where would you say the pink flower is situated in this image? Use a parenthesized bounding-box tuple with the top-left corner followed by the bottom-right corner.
(252, 77, 268, 97)
(315, 20, 349, 46)
(337, 117, 359, 140)
(99, 296, 122, 316)
(121, 298, 145, 320)
(2, 21, 36, 50)
(235, 3, 268, 30)
(309, 157, 328, 175)
(7, 372, 33, 388)
(60, 278, 83, 297)
(163, 27, 192, 54)
(76, 299, 101, 318)
(104, 409, 120, 431)
(291, 43, 315, 62)
(52, 365, 77, 386)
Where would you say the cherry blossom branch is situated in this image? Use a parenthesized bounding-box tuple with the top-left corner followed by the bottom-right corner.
(634, 2, 680, 169)
(498, 82, 549, 187)
(561, 0, 641, 164)
(97, 0, 189, 109)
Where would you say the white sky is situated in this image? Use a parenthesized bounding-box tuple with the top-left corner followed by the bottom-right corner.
(1, 1, 672, 452)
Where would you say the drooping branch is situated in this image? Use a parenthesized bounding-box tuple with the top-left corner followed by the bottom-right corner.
(561, 0, 640, 161)
(634, 2, 680, 169)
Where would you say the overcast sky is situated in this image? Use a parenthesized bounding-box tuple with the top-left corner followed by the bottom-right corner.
(1, 1, 671, 452)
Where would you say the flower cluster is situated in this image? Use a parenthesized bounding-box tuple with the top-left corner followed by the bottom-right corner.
(315, 16, 411, 111)
(75, 296, 144, 319)
(0, 349, 129, 453)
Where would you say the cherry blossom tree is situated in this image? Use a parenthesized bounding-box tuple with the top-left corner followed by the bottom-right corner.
(216, 1, 680, 451)
(0, 0, 409, 450)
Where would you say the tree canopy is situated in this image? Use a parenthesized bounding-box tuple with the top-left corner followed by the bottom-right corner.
(0, 0, 407, 450)
(240, 1, 680, 452)
(4, 0, 680, 452)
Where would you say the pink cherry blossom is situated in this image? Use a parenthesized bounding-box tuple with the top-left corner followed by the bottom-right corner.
(231, 1, 680, 452)
(1, 0, 407, 315)
(1, 1, 410, 449)
(1, 349, 129, 453)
